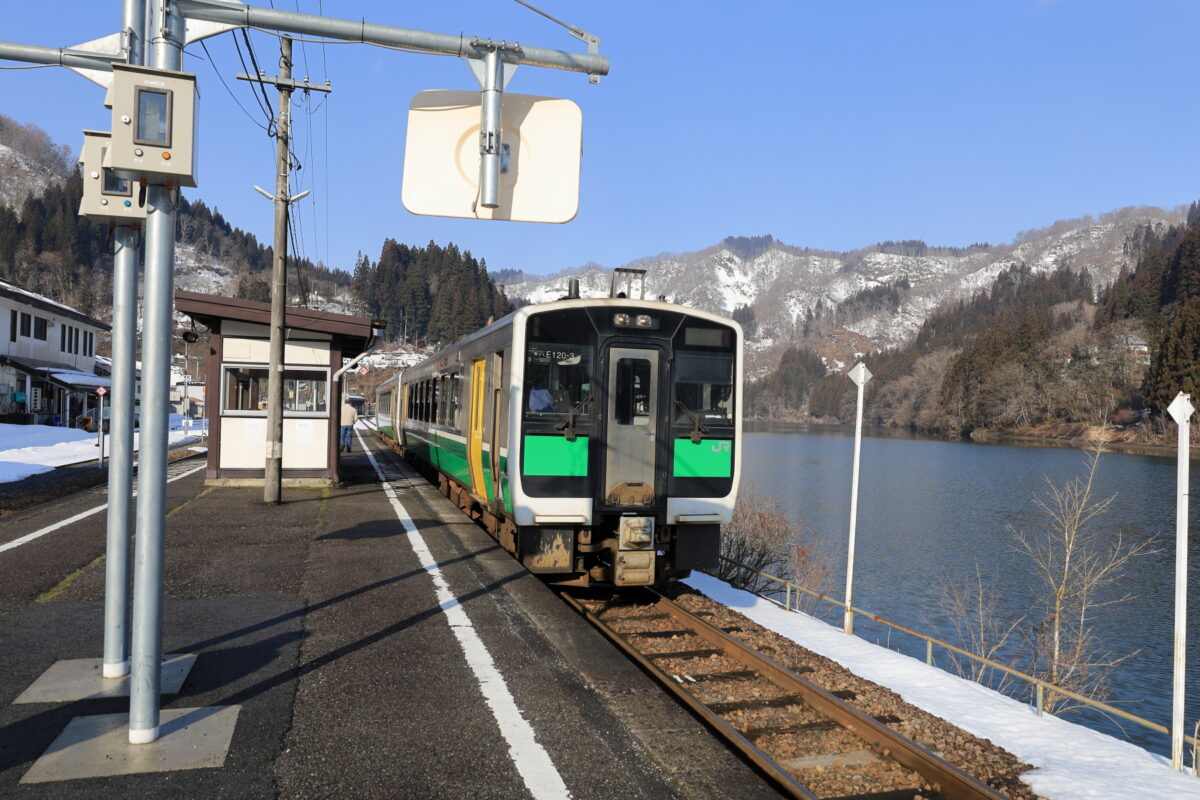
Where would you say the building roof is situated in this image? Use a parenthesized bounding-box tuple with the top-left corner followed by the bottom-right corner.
(1, 355, 110, 392)
(0, 280, 110, 332)
(174, 290, 382, 359)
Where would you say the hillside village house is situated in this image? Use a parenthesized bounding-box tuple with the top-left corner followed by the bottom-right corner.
(0, 279, 110, 426)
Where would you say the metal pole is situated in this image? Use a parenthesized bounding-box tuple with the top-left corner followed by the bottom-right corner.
(129, 0, 183, 746)
(479, 48, 503, 209)
(172, 0, 609, 79)
(0, 40, 121, 71)
(96, 393, 105, 467)
(101, 0, 146, 683)
(843, 362, 872, 635)
(264, 36, 293, 505)
(1169, 392, 1195, 770)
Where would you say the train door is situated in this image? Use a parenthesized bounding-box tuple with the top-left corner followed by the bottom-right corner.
(467, 358, 488, 495)
(489, 351, 504, 505)
(602, 346, 661, 506)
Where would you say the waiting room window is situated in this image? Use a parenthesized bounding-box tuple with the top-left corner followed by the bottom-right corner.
(222, 365, 329, 415)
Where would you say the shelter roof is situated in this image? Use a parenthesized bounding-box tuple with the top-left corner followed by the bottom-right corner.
(174, 290, 382, 359)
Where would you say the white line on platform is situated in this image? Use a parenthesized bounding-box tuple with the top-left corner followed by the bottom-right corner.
(356, 430, 571, 800)
(0, 464, 206, 555)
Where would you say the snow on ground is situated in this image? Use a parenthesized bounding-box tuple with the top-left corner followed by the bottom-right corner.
(0, 420, 205, 484)
(684, 572, 1200, 800)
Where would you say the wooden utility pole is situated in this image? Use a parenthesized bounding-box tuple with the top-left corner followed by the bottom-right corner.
(239, 36, 329, 504)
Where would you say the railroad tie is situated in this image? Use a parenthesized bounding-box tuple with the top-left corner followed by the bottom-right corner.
(707, 694, 808, 715)
(645, 648, 723, 660)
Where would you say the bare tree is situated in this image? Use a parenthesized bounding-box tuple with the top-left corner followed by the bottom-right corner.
(938, 563, 1024, 695)
(1011, 440, 1158, 713)
(788, 529, 833, 615)
(716, 485, 794, 594)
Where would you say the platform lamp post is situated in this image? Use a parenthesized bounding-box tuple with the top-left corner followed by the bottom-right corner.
(843, 362, 872, 635)
(182, 329, 198, 432)
(1168, 391, 1194, 771)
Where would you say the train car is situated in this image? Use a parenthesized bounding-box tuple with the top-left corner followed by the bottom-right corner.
(375, 269, 742, 587)
(375, 373, 400, 439)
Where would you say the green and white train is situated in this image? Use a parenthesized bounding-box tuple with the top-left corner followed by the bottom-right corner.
(375, 276, 742, 587)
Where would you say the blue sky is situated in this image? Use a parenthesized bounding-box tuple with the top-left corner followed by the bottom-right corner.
(3, 1, 1200, 277)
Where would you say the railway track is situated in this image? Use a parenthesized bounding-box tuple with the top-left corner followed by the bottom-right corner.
(561, 589, 1011, 800)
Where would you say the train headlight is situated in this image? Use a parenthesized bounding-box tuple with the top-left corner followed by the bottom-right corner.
(613, 313, 659, 330)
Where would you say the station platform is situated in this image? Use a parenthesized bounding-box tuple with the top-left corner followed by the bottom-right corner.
(0, 431, 780, 798)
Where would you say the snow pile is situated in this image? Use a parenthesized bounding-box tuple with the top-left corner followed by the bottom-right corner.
(0, 421, 202, 484)
(683, 572, 1200, 800)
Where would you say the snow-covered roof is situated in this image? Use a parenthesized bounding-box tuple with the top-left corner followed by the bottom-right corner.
(44, 369, 110, 390)
(0, 279, 109, 331)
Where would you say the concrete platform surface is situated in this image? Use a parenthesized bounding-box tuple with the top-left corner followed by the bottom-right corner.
(0, 436, 781, 798)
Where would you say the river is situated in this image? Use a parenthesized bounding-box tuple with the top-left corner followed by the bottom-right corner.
(742, 427, 1198, 757)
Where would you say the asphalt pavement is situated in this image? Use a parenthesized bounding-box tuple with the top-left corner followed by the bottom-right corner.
(0, 434, 780, 798)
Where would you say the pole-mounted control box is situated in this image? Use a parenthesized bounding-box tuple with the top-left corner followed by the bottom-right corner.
(78, 130, 147, 225)
(104, 63, 197, 188)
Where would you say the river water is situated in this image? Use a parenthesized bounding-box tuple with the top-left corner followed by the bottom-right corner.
(742, 427, 1198, 757)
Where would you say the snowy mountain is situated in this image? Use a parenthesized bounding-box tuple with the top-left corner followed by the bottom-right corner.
(499, 207, 1183, 376)
(0, 142, 61, 210)
(172, 242, 358, 316)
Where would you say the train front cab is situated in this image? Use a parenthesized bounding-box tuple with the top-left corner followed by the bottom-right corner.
(513, 302, 741, 587)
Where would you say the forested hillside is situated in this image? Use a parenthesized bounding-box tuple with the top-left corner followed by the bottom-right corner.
(0, 117, 510, 351)
(0, 161, 348, 317)
(1099, 206, 1200, 413)
(350, 240, 512, 347)
(752, 209, 1200, 441)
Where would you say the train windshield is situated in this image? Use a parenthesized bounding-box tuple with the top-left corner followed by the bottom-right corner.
(523, 310, 596, 420)
(673, 324, 736, 425)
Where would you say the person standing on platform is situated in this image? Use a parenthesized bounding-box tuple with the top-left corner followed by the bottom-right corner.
(340, 398, 358, 453)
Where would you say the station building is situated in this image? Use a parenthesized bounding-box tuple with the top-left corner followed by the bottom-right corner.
(174, 290, 380, 486)
(0, 278, 111, 427)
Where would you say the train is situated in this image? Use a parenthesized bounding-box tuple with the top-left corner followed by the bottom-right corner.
(374, 269, 742, 587)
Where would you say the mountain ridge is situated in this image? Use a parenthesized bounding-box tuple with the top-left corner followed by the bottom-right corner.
(500, 206, 1183, 376)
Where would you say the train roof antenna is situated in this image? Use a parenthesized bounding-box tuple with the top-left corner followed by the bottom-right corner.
(610, 268, 646, 300)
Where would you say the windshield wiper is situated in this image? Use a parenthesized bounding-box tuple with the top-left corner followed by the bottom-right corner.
(675, 400, 710, 443)
(555, 395, 593, 441)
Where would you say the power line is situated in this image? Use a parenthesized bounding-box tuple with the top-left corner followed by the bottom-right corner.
(198, 40, 271, 134)
(233, 30, 276, 131)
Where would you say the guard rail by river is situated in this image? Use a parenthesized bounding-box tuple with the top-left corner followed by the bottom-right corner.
(723, 556, 1200, 766)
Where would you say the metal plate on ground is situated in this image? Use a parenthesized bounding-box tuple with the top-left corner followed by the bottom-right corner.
(21, 705, 240, 783)
(12, 653, 197, 703)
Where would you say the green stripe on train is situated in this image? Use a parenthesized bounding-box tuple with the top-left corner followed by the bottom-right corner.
(673, 439, 733, 478)
(378, 425, 396, 440)
(404, 425, 513, 514)
(523, 435, 589, 476)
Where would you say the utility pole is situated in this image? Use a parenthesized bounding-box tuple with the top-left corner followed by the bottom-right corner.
(239, 36, 328, 504)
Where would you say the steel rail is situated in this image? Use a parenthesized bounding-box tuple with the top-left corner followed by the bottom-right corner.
(563, 590, 1009, 800)
(560, 591, 820, 800)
